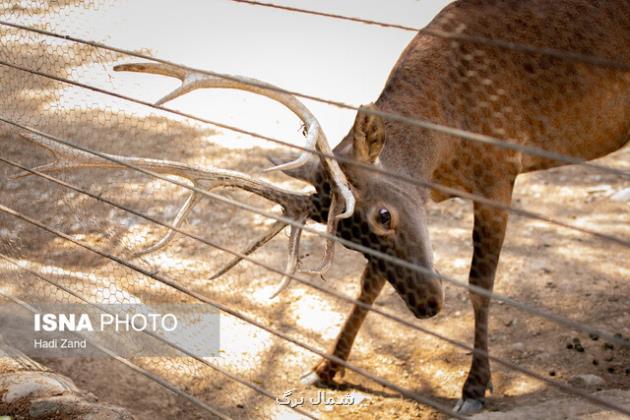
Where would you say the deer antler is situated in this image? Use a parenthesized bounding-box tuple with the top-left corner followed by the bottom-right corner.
(108, 62, 355, 291)
(113, 63, 355, 218)
(208, 220, 287, 281)
(14, 62, 357, 297)
(17, 131, 309, 268)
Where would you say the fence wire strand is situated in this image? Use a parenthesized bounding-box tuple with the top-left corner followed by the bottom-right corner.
(228, 0, 630, 73)
(0, 125, 629, 418)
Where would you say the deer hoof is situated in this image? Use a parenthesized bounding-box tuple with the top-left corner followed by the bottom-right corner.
(300, 359, 343, 387)
(453, 398, 484, 415)
(300, 370, 323, 386)
(300, 362, 342, 387)
(300, 369, 338, 388)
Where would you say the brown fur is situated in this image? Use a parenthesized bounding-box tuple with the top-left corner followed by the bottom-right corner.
(300, 0, 630, 412)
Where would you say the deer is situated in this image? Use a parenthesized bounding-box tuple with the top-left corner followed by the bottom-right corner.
(20, 0, 630, 415)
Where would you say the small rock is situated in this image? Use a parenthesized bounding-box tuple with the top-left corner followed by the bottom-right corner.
(592, 359, 599, 366)
(566, 343, 574, 350)
(505, 319, 516, 327)
(575, 344, 585, 353)
(570, 374, 605, 387)
(589, 333, 599, 341)
(604, 342, 614, 351)
(511, 342, 525, 351)
(610, 187, 630, 202)
(588, 185, 615, 195)
(549, 370, 556, 377)
(607, 367, 615, 374)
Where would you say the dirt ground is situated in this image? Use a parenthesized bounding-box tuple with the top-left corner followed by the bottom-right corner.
(0, 114, 629, 420)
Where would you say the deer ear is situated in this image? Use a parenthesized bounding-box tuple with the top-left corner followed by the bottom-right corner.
(353, 104, 385, 164)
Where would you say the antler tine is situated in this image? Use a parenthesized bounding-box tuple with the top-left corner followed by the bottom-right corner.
(300, 192, 340, 276)
(134, 192, 200, 257)
(113, 62, 356, 219)
(209, 219, 287, 280)
(114, 62, 320, 165)
(270, 215, 306, 299)
(18, 133, 308, 203)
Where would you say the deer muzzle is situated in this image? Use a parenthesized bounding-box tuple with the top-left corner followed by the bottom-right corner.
(371, 257, 444, 319)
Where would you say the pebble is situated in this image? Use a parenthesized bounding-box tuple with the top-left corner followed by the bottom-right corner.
(511, 342, 525, 351)
(570, 374, 605, 387)
(610, 187, 630, 202)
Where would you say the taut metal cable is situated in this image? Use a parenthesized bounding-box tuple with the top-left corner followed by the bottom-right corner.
(1, 20, 628, 179)
(0, 202, 467, 419)
(228, 0, 630, 73)
(3, 118, 629, 352)
(0, 59, 628, 251)
(0, 289, 232, 420)
(2, 153, 630, 417)
(0, 253, 312, 420)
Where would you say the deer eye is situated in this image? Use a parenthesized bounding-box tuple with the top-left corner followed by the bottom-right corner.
(377, 208, 392, 228)
(369, 205, 397, 235)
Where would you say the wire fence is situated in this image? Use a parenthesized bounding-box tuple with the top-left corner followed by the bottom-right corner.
(1, 148, 628, 418)
(0, 1, 629, 419)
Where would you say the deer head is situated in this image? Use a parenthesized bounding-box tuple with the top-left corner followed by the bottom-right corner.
(22, 63, 442, 317)
(273, 105, 444, 318)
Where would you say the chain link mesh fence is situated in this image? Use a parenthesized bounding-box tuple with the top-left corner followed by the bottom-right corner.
(0, 1, 629, 419)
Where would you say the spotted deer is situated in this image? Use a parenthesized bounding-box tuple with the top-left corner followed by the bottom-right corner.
(25, 0, 630, 415)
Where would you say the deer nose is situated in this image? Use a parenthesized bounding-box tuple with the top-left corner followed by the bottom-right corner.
(397, 275, 444, 319)
(408, 294, 443, 319)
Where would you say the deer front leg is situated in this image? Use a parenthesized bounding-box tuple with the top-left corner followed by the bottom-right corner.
(302, 264, 386, 386)
(455, 186, 512, 415)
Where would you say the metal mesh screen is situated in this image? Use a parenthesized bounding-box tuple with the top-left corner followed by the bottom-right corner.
(0, 1, 629, 419)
